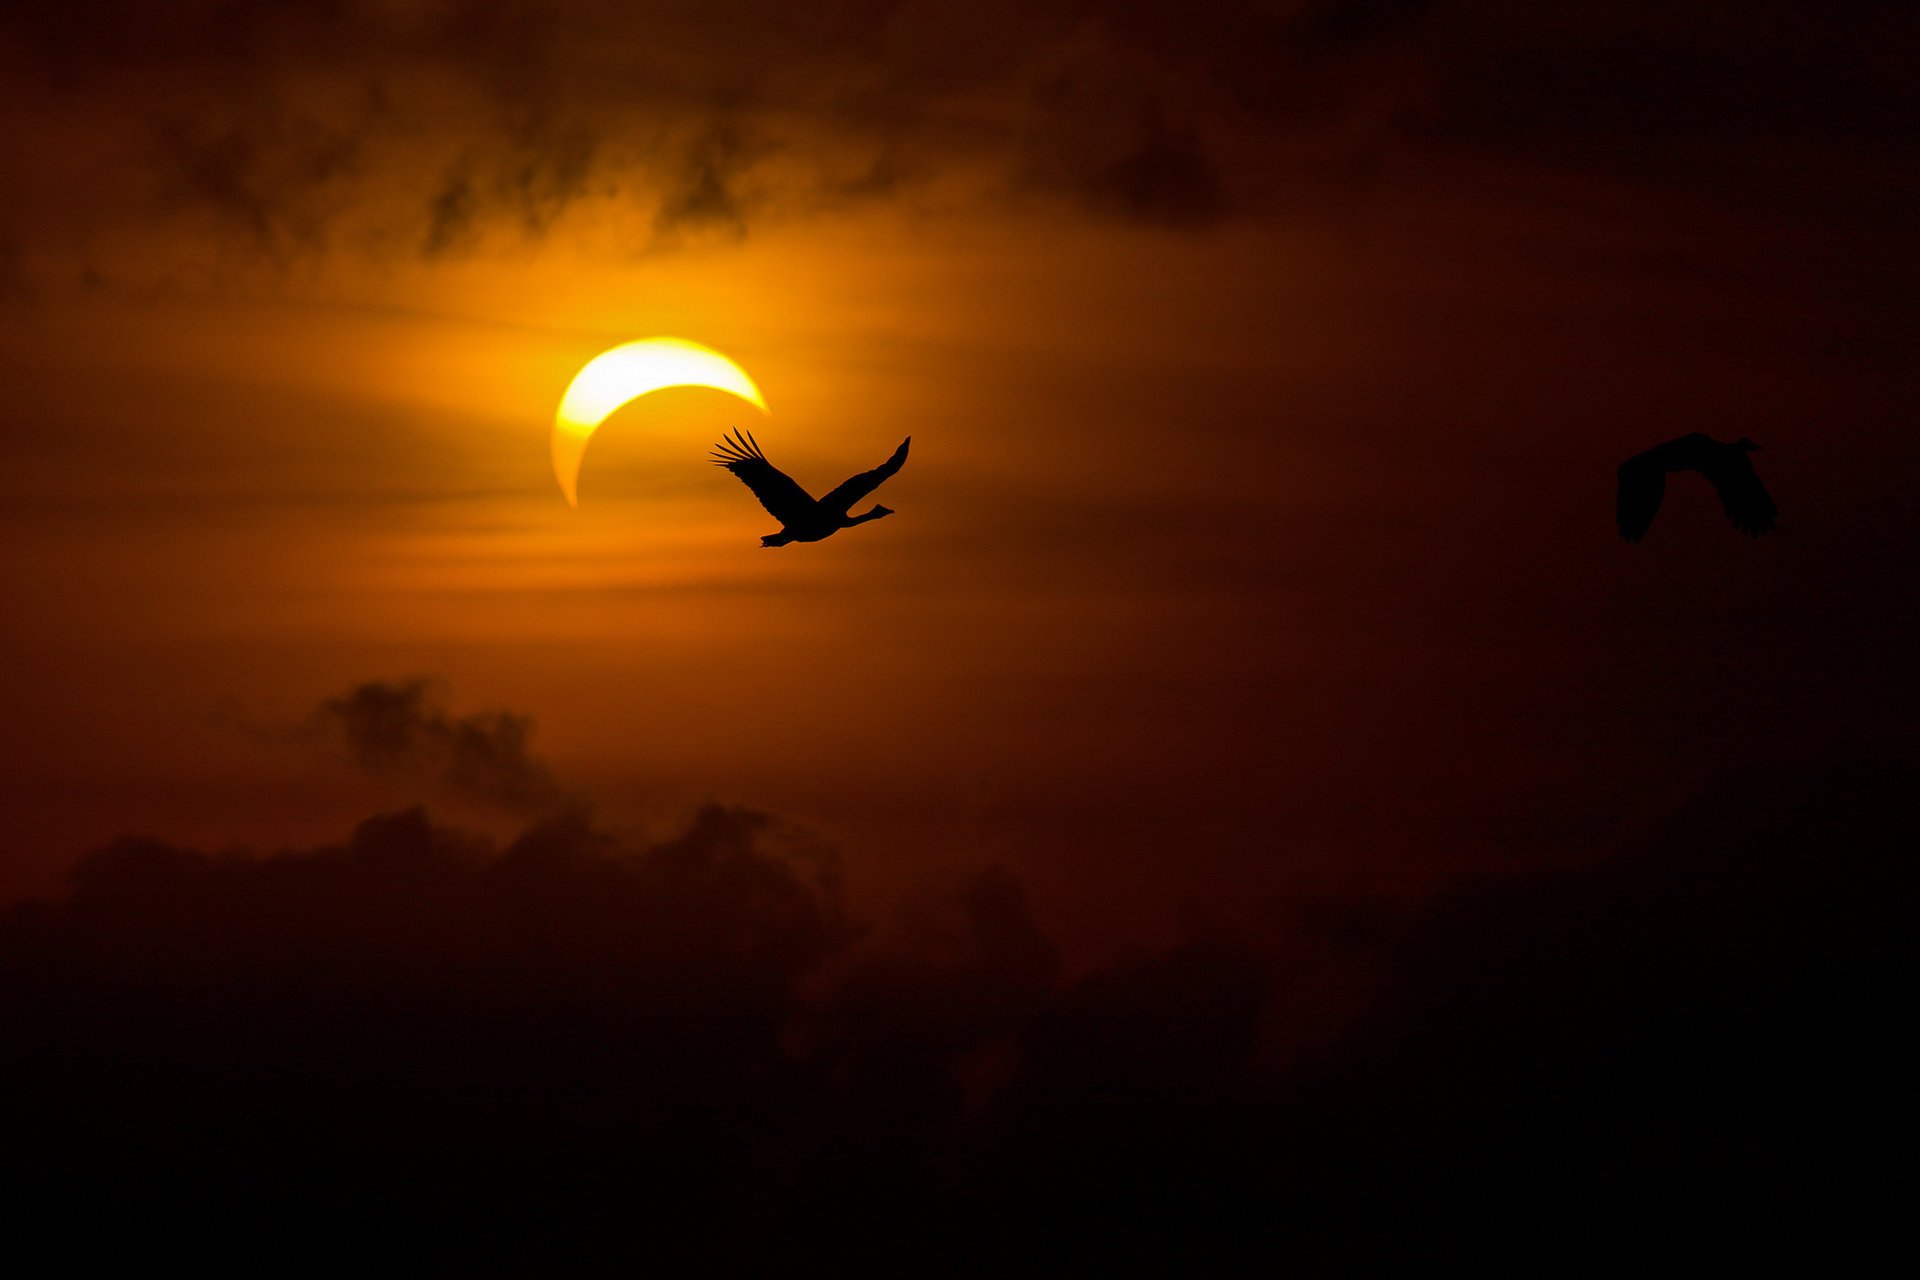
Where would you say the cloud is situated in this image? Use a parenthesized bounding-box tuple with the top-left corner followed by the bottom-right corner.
(309, 678, 568, 816)
(814, 866, 1060, 1080)
(1283, 736, 1915, 1269)
(2, 728, 1909, 1267)
(151, 107, 369, 259)
(0, 0, 1432, 278)
(4, 0, 1903, 287)
(421, 161, 480, 256)
(652, 123, 758, 239)
(1018, 32, 1231, 228)
(420, 130, 600, 256)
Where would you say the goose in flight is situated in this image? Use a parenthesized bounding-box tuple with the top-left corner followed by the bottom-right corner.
(1616, 434, 1778, 542)
(713, 430, 911, 547)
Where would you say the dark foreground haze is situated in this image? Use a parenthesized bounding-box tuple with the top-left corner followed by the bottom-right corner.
(3, 718, 1907, 1270)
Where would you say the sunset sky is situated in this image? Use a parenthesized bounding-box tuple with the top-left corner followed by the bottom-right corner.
(1, 2, 1913, 1267)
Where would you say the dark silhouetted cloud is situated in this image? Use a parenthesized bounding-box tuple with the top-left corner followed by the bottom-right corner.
(1284, 736, 1915, 1271)
(1, 684, 1908, 1268)
(309, 678, 568, 816)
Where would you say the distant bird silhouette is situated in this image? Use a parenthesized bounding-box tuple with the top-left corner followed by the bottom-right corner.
(1616, 434, 1778, 542)
(713, 430, 910, 547)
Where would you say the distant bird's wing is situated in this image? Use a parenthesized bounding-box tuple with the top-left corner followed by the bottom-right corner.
(1615, 452, 1667, 542)
(1701, 450, 1778, 537)
(819, 437, 910, 516)
(712, 430, 816, 526)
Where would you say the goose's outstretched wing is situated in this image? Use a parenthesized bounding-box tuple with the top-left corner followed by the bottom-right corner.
(1616, 452, 1666, 542)
(819, 437, 910, 516)
(1701, 450, 1777, 537)
(713, 430, 816, 526)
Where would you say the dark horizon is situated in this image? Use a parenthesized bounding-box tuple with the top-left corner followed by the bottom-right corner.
(4, 729, 1908, 1267)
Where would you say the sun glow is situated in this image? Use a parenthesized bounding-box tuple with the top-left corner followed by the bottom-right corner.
(552, 337, 769, 507)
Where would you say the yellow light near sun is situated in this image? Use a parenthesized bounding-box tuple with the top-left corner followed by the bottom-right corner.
(552, 337, 769, 507)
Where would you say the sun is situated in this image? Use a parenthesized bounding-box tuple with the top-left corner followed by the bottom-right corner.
(552, 337, 769, 507)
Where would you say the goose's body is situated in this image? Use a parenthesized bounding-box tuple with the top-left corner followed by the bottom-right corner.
(713, 431, 910, 547)
(1616, 434, 1777, 541)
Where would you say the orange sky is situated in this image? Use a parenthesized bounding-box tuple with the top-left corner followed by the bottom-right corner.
(2, 1, 1915, 957)
(3, 9, 1915, 1269)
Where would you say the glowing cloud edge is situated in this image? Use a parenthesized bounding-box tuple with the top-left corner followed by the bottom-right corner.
(552, 337, 770, 507)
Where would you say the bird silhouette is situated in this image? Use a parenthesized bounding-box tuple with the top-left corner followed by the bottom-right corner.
(713, 430, 910, 547)
(1616, 434, 1778, 542)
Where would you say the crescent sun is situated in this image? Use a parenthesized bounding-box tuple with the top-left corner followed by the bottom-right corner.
(552, 336, 769, 507)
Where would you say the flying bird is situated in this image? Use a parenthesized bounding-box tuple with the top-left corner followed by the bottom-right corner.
(1616, 434, 1778, 542)
(712, 430, 910, 547)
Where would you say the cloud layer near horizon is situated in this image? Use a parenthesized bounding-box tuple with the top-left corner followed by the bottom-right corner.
(1, 685, 1909, 1268)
